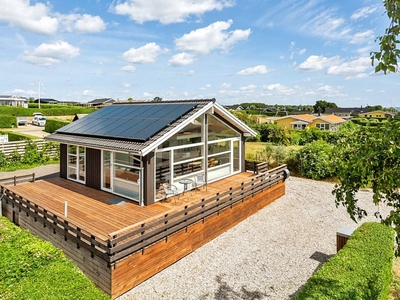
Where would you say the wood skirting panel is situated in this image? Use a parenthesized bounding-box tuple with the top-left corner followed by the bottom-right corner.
(2, 202, 112, 295)
(111, 181, 285, 298)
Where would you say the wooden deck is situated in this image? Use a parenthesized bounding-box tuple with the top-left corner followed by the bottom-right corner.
(7, 172, 254, 240)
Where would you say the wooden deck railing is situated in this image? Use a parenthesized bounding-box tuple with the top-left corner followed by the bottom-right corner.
(0, 173, 36, 186)
(106, 164, 288, 263)
(1, 165, 289, 265)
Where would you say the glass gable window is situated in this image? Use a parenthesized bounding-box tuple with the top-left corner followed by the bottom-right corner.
(208, 115, 240, 141)
(160, 117, 203, 148)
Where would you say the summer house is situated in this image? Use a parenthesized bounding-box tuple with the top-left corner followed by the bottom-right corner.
(46, 99, 257, 206)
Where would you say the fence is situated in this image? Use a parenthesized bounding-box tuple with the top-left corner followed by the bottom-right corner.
(0, 139, 59, 158)
(1, 164, 288, 265)
(0, 173, 35, 186)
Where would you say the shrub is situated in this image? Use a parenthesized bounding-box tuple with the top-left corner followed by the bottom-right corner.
(294, 222, 394, 300)
(298, 140, 333, 180)
(0, 115, 17, 128)
(45, 119, 70, 133)
(285, 148, 301, 174)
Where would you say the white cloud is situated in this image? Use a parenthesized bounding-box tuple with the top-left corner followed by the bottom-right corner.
(185, 70, 195, 76)
(122, 42, 168, 64)
(0, 0, 58, 35)
(168, 52, 197, 67)
(349, 30, 374, 45)
(74, 14, 106, 33)
(263, 83, 294, 95)
(83, 89, 96, 97)
(110, 0, 234, 24)
(121, 82, 131, 87)
(175, 20, 251, 54)
(121, 65, 136, 72)
(297, 55, 341, 71)
(240, 84, 257, 91)
(326, 57, 371, 75)
(220, 83, 231, 88)
(200, 84, 211, 90)
(20, 40, 80, 67)
(351, 5, 378, 20)
(237, 65, 269, 76)
(299, 48, 306, 55)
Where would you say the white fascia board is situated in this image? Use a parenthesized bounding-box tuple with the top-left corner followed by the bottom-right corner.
(213, 102, 258, 137)
(140, 102, 215, 156)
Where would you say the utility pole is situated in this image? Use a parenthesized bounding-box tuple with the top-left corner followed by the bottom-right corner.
(38, 80, 41, 109)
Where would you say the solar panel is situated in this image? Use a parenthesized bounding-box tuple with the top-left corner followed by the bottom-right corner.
(58, 103, 196, 142)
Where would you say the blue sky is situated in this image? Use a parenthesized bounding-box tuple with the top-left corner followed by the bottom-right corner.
(0, 0, 398, 107)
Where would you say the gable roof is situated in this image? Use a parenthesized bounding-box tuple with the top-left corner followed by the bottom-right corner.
(46, 99, 257, 156)
(325, 107, 367, 114)
(87, 98, 115, 105)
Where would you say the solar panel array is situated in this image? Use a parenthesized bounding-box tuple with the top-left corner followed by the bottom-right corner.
(57, 103, 196, 141)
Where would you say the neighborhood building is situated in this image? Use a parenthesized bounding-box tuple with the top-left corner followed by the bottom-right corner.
(0, 95, 29, 108)
(274, 114, 346, 131)
(358, 110, 396, 118)
(87, 97, 116, 107)
(46, 99, 257, 206)
(324, 107, 367, 118)
(34, 98, 59, 104)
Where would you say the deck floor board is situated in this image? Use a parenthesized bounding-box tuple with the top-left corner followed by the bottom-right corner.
(8, 173, 254, 238)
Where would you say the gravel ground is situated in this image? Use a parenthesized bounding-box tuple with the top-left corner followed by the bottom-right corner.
(117, 176, 390, 300)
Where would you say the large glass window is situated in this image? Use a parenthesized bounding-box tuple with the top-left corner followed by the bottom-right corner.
(174, 145, 202, 162)
(160, 117, 203, 148)
(208, 115, 240, 141)
(67, 145, 85, 183)
(233, 141, 240, 172)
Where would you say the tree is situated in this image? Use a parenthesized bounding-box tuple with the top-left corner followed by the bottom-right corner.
(332, 120, 400, 255)
(313, 100, 337, 113)
(371, 0, 400, 73)
(152, 96, 163, 102)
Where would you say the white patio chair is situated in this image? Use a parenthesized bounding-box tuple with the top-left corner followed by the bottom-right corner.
(162, 183, 180, 204)
(195, 173, 207, 191)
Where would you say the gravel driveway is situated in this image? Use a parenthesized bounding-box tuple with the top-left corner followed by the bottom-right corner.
(117, 176, 390, 300)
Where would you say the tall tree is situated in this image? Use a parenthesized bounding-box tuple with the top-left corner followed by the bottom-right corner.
(332, 121, 400, 255)
(313, 100, 338, 113)
(370, 0, 400, 73)
(152, 96, 163, 102)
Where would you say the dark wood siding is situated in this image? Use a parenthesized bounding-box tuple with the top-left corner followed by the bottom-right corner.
(60, 144, 67, 179)
(85, 148, 101, 189)
(143, 151, 155, 206)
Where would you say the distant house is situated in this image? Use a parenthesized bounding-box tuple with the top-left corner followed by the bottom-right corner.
(325, 107, 368, 118)
(358, 110, 396, 118)
(0, 95, 29, 108)
(274, 114, 346, 131)
(224, 105, 243, 111)
(46, 99, 257, 206)
(34, 98, 58, 104)
(87, 98, 116, 107)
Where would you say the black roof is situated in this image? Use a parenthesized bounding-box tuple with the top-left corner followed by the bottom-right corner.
(325, 107, 368, 114)
(34, 98, 58, 104)
(57, 102, 197, 142)
(88, 98, 115, 105)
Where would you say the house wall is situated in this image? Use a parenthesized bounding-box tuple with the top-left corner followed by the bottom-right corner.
(60, 143, 67, 179)
(110, 181, 286, 298)
(275, 117, 303, 129)
(143, 151, 155, 206)
(86, 148, 101, 189)
(309, 119, 330, 128)
(1, 200, 112, 295)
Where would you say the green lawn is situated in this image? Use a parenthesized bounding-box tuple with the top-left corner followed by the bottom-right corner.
(0, 217, 109, 300)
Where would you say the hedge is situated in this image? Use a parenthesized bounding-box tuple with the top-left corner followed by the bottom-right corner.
(0, 115, 17, 128)
(0, 106, 95, 117)
(294, 222, 394, 300)
(0, 131, 31, 141)
(45, 119, 70, 133)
